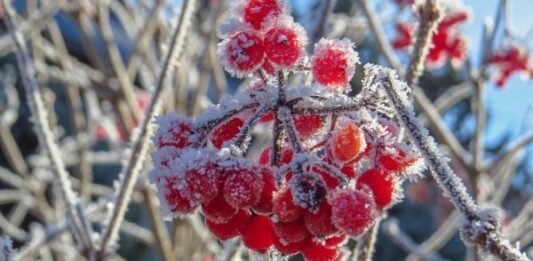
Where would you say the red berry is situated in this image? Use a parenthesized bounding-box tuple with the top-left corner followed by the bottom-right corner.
(258, 146, 293, 165)
(206, 209, 250, 240)
(201, 193, 238, 224)
(210, 117, 244, 148)
(219, 31, 264, 77)
(242, 0, 283, 30)
(357, 168, 397, 210)
(253, 168, 276, 214)
(264, 20, 307, 69)
(273, 234, 305, 255)
(293, 115, 323, 139)
(223, 167, 263, 208)
(273, 219, 309, 244)
(273, 185, 303, 222)
(340, 164, 356, 179)
(312, 38, 359, 92)
(303, 203, 338, 236)
(182, 163, 220, 204)
(302, 240, 340, 261)
(308, 166, 340, 189)
(327, 121, 366, 164)
(155, 113, 193, 149)
(290, 172, 327, 211)
(328, 189, 376, 236)
(240, 215, 275, 251)
(161, 177, 197, 215)
(323, 234, 348, 249)
(377, 145, 420, 174)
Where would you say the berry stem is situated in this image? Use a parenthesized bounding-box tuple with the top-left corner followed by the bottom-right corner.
(271, 71, 288, 166)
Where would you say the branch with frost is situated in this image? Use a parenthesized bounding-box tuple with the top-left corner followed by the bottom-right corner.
(354, 222, 379, 261)
(1, 0, 94, 254)
(98, 0, 198, 255)
(382, 219, 449, 261)
(405, 0, 442, 86)
(371, 66, 528, 261)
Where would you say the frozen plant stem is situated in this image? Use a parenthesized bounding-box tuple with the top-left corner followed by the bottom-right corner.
(378, 71, 528, 261)
(1, 0, 94, 254)
(99, 0, 197, 255)
(405, 0, 442, 86)
(354, 221, 379, 261)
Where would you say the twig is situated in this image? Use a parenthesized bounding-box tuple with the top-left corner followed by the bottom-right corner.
(1, 0, 94, 253)
(482, 131, 533, 172)
(354, 221, 380, 261)
(98, 0, 198, 254)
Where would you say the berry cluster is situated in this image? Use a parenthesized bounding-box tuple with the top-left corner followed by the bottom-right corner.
(393, 7, 469, 68)
(487, 44, 533, 88)
(149, 0, 424, 260)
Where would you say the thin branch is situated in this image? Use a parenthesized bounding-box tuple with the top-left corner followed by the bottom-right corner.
(482, 131, 533, 172)
(1, 0, 94, 252)
(354, 221, 380, 261)
(99, 0, 198, 255)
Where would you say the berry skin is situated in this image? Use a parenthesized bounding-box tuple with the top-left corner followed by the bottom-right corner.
(293, 115, 323, 139)
(323, 234, 348, 249)
(219, 31, 265, 77)
(258, 146, 293, 165)
(242, 0, 283, 30)
(223, 167, 263, 208)
(357, 168, 397, 211)
(155, 113, 193, 149)
(206, 209, 250, 240)
(240, 215, 275, 251)
(264, 19, 307, 69)
(328, 121, 366, 164)
(302, 240, 340, 261)
(377, 145, 420, 175)
(162, 177, 197, 215)
(210, 117, 244, 148)
(201, 193, 238, 224)
(290, 172, 327, 211)
(303, 203, 338, 236)
(273, 219, 309, 244)
(273, 185, 303, 222)
(273, 234, 305, 256)
(328, 189, 376, 236)
(253, 168, 276, 214)
(312, 38, 359, 92)
(182, 163, 220, 204)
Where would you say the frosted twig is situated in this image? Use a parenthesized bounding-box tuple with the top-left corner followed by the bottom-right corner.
(375, 68, 528, 261)
(405, 0, 442, 86)
(142, 184, 173, 261)
(354, 221, 379, 261)
(99, 0, 198, 255)
(1, 0, 94, 253)
(382, 219, 449, 261)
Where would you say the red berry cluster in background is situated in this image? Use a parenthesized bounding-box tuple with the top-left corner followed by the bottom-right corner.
(487, 44, 533, 88)
(149, 0, 424, 260)
(393, 8, 469, 68)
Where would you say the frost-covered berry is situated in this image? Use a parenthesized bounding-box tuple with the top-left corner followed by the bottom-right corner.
(273, 234, 306, 256)
(210, 117, 244, 148)
(218, 31, 265, 77)
(160, 176, 197, 216)
(302, 240, 340, 261)
(242, 0, 284, 30)
(273, 219, 309, 244)
(327, 121, 366, 164)
(308, 166, 340, 189)
(273, 185, 303, 222)
(293, 115, 323, 139)
(356, 168, 397, 210)
(252, 168, 276, 214)
(240, 215, 275, 251)
(290, 172, 327, 211)
(151, 146, 181, 168)
(201, 193, 238, 224)
(206, 209, 250, 240)
(377, 145, 422, 175)
(182, 162, 220, 204)
(328, 189, 376, 236)
(303, 203, 338, 236)
(312, 38, 359, 92)
(264, 18, 307, 69)
(223, 167, 264, 208)
(154, 113, 194, 149)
